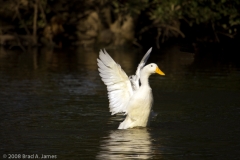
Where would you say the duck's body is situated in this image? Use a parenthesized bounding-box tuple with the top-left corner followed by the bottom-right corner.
(119, 86, 153, 129)
(97, 48, 165, 129)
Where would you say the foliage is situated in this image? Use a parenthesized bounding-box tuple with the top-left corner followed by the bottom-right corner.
(145, 0, 240, 42)
(112, 0, 149, 15)
(0, 0, 240, 46)
(182, 0, 240, 37)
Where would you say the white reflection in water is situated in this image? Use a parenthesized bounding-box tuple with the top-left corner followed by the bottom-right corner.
(97, 128, 152, 159)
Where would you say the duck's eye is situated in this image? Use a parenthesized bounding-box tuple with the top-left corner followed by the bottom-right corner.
(151, 65, 153, 67)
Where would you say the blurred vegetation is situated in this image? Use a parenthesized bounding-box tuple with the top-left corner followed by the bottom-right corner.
(0, 0, 239, 48)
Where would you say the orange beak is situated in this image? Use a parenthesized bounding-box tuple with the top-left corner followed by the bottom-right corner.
(155, 67, 165, 75)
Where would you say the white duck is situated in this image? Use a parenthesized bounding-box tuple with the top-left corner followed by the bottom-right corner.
(97, 48, 165, 129)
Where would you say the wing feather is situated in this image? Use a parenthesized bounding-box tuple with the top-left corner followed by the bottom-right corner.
(136, 47, 152, 76)
(130, 47, 152, 90)
(97, 49, 133, 115)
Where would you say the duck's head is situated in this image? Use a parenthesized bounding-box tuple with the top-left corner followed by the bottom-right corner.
(145, 63, 165, 76)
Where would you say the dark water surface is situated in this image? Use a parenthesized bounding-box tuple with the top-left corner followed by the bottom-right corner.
(0, 46, 240, 159)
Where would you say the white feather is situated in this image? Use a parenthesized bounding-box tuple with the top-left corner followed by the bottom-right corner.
(97, 49, 133, 114)
(129, 47, 152, 91)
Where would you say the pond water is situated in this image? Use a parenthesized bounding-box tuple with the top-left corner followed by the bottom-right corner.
(0, 45, 240, 159)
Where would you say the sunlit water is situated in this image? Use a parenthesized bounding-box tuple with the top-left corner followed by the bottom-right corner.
(0, 45, 240, 159)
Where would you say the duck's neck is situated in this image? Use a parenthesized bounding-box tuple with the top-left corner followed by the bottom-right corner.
(140, 70, 151, 87)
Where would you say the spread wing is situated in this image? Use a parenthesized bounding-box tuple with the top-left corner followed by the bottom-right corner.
(97, 49, 133, 115)
(130, 47, 152, 90)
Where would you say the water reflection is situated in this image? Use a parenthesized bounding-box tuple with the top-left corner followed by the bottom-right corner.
(97, 128, 152, 159)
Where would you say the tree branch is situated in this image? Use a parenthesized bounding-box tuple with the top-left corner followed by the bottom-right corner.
(38, 0, 47, 24)
(33, 0, 39, 44)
